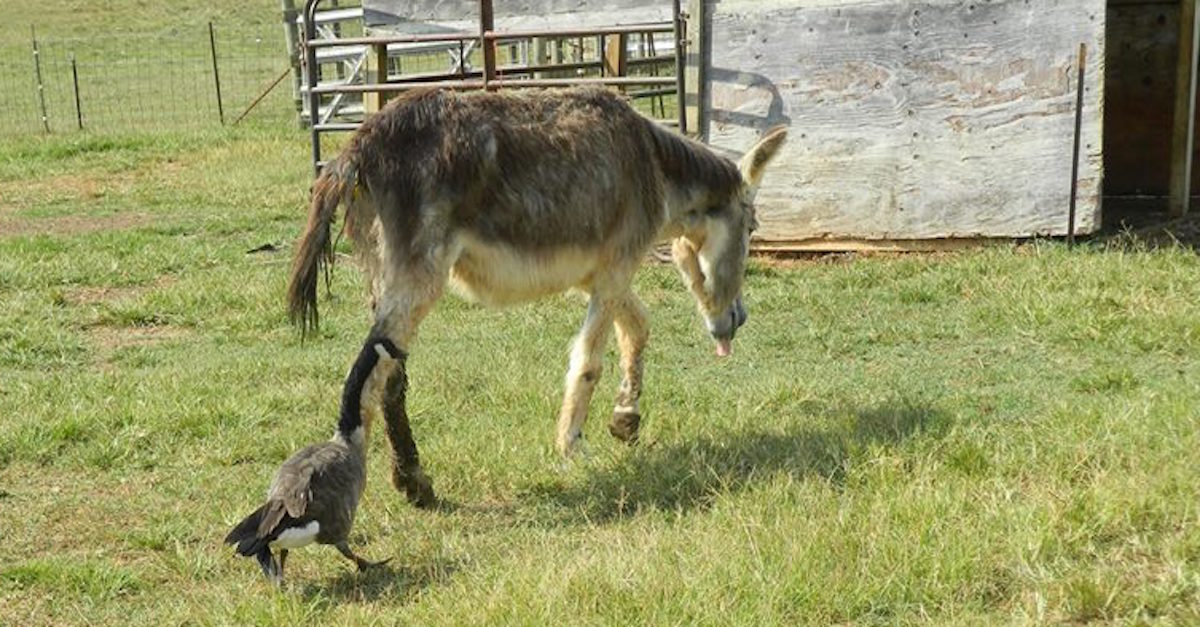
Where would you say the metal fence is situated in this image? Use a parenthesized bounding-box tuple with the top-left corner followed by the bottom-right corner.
(0, 23, 296, 136)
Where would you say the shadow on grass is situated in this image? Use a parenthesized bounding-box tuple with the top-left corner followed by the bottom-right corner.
(296, 556, 462, 604)
(1102, 197, 1200, 251)
(530, 401, 951, 523)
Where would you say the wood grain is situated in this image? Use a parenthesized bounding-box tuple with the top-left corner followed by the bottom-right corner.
(704, 0, 1106, 241)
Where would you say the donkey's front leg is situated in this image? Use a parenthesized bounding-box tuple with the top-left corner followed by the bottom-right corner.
(380, 357, 436, 508)
(609, 293, 649, 444)
(556, 296, 615, 455)
(370, 262, 446, 508)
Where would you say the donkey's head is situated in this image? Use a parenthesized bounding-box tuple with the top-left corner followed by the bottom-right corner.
(672, 126, 787, 357)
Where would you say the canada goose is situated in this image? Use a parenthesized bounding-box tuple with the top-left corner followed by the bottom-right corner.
(224, 337, 401, 585)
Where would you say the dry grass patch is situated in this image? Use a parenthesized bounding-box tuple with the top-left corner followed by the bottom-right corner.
(0, 211, 154, 238)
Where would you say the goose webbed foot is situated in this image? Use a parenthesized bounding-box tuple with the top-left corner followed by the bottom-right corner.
(335, 542, 390, 572)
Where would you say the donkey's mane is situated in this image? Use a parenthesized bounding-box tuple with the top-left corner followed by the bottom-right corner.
(643, 119, 742, 195)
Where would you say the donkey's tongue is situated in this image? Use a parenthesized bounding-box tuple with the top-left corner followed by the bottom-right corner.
(715, 339, 733, 357)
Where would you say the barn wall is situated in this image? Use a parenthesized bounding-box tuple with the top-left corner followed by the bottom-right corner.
(702, 0, 1106, 243)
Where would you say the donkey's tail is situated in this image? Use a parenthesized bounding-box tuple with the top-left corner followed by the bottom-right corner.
(287, 152, 359, 336)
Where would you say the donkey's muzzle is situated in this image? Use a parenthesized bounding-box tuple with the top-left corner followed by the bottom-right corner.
(710, 296, 748, 358)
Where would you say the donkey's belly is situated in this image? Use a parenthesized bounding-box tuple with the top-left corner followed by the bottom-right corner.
(450, 237, 597, 306)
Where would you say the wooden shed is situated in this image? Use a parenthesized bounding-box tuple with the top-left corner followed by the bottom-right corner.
(341, 0, 1200, 249)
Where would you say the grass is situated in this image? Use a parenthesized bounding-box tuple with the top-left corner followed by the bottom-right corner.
(1, 3, 1199, 624)
(1, 121, 1199, 625)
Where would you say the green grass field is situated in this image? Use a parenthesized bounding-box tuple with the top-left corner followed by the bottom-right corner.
(2, 124, 1199, 624)
(2, 2, 1200, 625)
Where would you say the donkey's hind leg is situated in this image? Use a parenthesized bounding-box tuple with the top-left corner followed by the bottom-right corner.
(609, 292, 649, 444)
(370, 260, 448, 508)
(556, 295, 615, 455)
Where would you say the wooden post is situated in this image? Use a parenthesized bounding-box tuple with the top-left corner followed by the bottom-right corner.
(603, 33, 628, 81)
(673, 0, 688, 135)
(364, 42, 388, 114)
(280, 0, 304, 114)
(532, 37, 551, 78)
(480, 0, 495, 89)
(684, 0, 708, 139)
(1169, 0, 1200, 215)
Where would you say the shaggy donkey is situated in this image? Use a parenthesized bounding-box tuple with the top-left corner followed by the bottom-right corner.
(289, 87, 786, 507)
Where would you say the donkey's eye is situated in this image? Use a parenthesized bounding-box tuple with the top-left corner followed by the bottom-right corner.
(705, 205, 723, 218)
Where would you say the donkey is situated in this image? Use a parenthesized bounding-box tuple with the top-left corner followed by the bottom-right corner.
(288, 87, 785, 507)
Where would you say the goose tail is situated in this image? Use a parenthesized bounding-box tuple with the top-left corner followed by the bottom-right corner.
(224, 506, 266, 556)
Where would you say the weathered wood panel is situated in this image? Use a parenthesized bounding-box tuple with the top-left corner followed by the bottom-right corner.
(704, 0, 1106, 241)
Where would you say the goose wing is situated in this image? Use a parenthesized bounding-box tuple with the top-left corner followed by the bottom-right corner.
(256, 443, 337, 536)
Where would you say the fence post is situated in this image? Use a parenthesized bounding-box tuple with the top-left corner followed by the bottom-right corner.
(479, 0, 495, 89)
(71, 54, 82, 130)
(673, 0, 687, 135)
(208, 22, 225, 124)
(280, 0, 304, 114)
(364, 43, 388, 115)
(603, 33, 628, 81)
(31, 26, 50, 133)
(685, 0, 708, 140)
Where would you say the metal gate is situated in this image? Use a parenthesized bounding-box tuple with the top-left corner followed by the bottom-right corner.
(300, 0, 688, 174)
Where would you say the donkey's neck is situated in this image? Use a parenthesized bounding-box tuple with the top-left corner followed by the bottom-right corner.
(645, 120, 741, 220)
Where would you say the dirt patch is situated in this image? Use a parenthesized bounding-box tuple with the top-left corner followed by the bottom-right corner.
(87, 324, 189, 351)
(0, 168, 157, 237)
(85, 324, 191, 371)
(0, 463, 153, 558)
(1114, 213, 1200, 250)
(0, 211, 154, 238)
(752, 251, 862, 268)
(0, 172, 137, 210)
(62, 276, 176, 306)
(63, 285, 145, 306)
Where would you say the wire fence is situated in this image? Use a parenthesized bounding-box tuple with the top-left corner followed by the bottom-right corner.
(0, 23, 298, 137)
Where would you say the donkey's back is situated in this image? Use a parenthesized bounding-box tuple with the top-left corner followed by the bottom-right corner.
(355, 88, 668, 250)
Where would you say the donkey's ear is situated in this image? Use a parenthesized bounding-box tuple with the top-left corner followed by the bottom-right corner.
(738, 125, 788, 188)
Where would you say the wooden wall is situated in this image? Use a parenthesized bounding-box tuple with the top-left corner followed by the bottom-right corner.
(701, 0, 1106, 244)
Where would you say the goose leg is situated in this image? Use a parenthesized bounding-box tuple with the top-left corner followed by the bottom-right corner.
(278, 549, 288, 579)
(256, 547, 282, 586)
(335, 541, 391, 572)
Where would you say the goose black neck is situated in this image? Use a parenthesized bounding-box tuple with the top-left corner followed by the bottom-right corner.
(337, 338, 403, 437)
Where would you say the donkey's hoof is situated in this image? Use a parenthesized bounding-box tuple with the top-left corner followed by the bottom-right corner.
(608, 411, 641, 444)
(406, 475, 437, 509)
(393, 468, 437, 509)
(556, 428, 586, 458)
